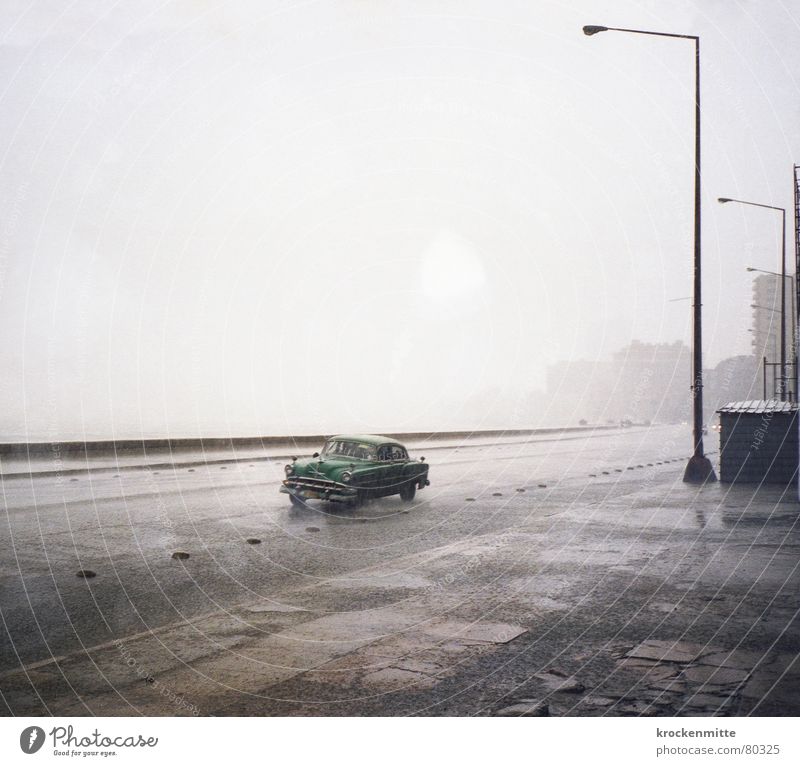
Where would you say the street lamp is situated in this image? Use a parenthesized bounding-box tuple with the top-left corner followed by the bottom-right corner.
(583, 23, 716, 483)
(719, 197, 788, 400)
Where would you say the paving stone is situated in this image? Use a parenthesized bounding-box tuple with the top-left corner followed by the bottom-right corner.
(618, 657, 660, 669)
(358, 633, 442, 658)
(307, 653, 393, 685)
(494, 700, 549, 717)
(277, 607, 429, 645)
(700, 649, 766, 670)
(684, 692, 734, 710)
(740, 672, 780, 701)
(362, 666, 438, 689)
(391, 658, 444, 676)
(627, 640, 708, 664)
(534, 672, 585, 693)
(683, 665, 749, 686)
(421, 620, 527, 644)
(649, 678, 688, 693)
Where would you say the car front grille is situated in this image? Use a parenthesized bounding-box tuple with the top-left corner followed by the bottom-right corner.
(285, 476, 346, 492)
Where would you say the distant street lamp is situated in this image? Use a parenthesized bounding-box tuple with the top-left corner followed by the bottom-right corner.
(719, 198, 788, 400)
(583, 23, 715, 483)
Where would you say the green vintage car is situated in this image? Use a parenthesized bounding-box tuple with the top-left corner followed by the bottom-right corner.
(280, 434, 430, 507)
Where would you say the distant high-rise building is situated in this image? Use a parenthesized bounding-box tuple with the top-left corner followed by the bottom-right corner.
(751, 273, 795, 398)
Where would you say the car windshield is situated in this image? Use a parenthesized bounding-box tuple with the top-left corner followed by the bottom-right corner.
(322, 440, 377, 461)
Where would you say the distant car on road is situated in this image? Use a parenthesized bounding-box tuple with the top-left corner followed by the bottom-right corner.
(280, 435, 430, 507)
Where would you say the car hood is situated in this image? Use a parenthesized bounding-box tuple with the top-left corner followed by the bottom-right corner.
(292, 456, 360, 483)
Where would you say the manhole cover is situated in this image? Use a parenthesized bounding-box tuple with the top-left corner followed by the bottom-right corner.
(306, 526, 320, 533)
(246, 538, 262, 545)
(171, 551, 190, 560)
(76, 570, 96, 578)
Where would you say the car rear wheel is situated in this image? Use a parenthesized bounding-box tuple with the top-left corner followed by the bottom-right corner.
(399, 482, 416, 502)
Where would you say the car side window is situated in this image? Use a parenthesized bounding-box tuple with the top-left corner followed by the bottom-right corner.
(381, 446, 407, 461)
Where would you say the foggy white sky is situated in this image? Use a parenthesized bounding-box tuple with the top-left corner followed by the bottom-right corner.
(1, 0, 799, 439)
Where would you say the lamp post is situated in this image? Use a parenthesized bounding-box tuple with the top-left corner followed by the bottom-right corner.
(719, 198, 788, 400)
(583, 24, 716, 483)
(743, 262, 795, 401)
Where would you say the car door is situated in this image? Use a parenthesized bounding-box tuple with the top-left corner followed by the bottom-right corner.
(351, 442, 382, 497)
(394, 446, 421, 488)
(382, 445, 409, 495)
(369, 444, 392, 497)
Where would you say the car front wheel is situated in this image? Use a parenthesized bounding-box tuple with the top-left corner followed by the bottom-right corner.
(399, 482, 416, 502)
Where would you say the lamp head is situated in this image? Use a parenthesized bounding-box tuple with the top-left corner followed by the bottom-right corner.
(746, 267, 756, 272)
(717, 197, 732, 203)
(582, 25, 608, 36)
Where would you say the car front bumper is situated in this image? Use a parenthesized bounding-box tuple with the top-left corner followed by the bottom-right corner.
(280, 479, 357, 504)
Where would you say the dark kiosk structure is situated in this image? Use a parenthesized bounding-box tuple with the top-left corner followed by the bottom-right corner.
(717, 400, 798, 485)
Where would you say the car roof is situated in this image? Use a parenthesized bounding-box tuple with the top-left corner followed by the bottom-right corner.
(328, 434, 404, 447)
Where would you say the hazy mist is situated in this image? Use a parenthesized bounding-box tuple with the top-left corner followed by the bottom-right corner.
(1, 0, 799, 439)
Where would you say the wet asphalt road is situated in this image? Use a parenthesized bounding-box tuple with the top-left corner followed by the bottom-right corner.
(3, 423, 800, 717)
(1, 425, 690, 672)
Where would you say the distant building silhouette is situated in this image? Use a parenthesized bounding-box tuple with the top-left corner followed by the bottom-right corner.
(543, 342, 762, 426)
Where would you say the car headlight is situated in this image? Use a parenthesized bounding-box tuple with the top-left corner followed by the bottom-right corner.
(341, 471, 352, 483)
(285, 464, 294, 476)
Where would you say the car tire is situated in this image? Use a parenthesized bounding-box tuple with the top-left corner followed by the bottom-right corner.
(399, 482, 416, 502)
(289, 494, 304, 507)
